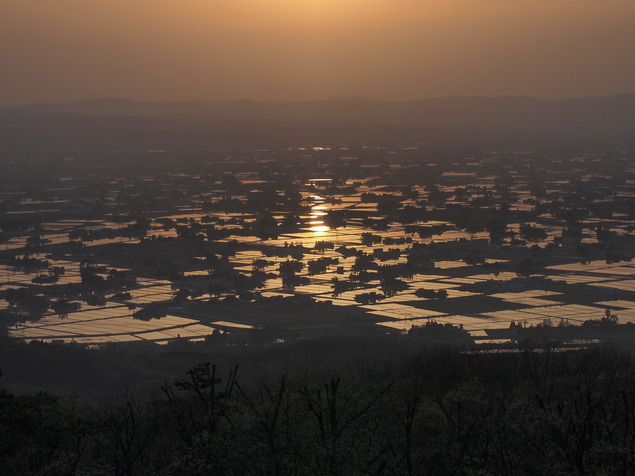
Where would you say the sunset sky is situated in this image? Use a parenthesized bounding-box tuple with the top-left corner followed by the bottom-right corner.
(2, 0, 635, 105)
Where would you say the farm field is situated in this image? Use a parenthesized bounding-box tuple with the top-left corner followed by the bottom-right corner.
(3, 147, 635, 345)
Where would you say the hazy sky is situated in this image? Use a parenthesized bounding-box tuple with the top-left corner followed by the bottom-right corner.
(2, 0, 635, 105)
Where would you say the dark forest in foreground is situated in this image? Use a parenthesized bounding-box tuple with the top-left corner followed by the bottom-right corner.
(2, 338, 635, 475)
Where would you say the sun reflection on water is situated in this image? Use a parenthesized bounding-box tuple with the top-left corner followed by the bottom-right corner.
(309, 192, 328, 234)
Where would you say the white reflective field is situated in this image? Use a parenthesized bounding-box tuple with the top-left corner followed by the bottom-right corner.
(5, 180, 635, 344)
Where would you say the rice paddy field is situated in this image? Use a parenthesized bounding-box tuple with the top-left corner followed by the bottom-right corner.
(3, 150, 635, 345)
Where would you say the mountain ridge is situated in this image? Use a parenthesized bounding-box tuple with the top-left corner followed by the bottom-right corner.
(2, 94, 634, 155)
(3, 94, 635, 129)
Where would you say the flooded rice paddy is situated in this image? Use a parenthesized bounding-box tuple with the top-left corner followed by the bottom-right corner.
(6, 218, 635, 345)
(4, 152, 635, 345)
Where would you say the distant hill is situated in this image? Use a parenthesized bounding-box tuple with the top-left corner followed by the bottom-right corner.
(1, 95, 634, 154)
(4, 94, 635, 129)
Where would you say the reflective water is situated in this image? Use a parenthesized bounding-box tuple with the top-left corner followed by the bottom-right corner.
(5, 174, 635, 345)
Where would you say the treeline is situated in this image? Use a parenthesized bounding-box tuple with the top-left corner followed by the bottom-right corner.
(2, 344, 635, 475)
